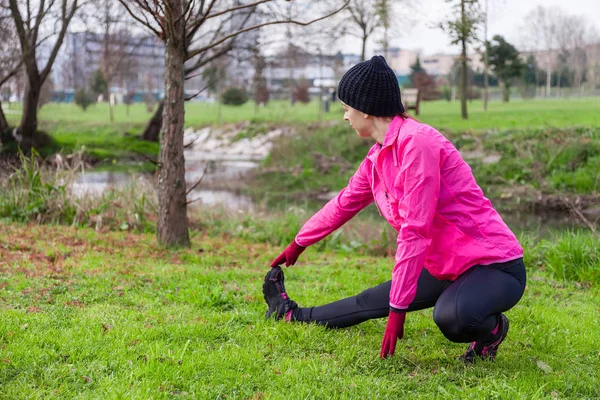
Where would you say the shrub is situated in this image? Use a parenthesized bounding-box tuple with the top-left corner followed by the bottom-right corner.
(74, 88, 96, 111)
(221, 87, 249, 106)
(541, 231, 600, 284)
(0, 150, 157, 231)
(293, 84, 310, 104)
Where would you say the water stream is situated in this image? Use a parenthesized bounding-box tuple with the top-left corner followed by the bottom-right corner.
(69, 126, 590, 236)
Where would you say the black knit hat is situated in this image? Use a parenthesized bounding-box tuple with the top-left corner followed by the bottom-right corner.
(338, 55, 404, 117)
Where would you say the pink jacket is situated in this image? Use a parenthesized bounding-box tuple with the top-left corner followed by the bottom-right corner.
(295, 116, 523, 310)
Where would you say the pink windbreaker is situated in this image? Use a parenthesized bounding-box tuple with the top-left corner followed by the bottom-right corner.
(295, 116, 523, 310)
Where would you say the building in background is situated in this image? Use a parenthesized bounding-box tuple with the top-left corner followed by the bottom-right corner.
(225, 1, 261, 90)
(54, 32, 164, 96)
(376, 47, 420, 75)
(263, 45, 352, 99)
(53, 31, 204, 102)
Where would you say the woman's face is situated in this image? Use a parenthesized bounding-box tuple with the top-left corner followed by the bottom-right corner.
(342, 102, 371, 138)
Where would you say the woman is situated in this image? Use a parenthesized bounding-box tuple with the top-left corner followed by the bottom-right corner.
(262, 55, 526, 362)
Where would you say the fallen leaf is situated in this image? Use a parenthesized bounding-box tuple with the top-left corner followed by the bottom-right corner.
(537, 360, 552, 374)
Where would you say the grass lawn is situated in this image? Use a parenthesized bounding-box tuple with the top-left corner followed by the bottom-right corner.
(4, 97, 600, 133)
(3, 97, 599, 170)
(0, 223, 598, 398)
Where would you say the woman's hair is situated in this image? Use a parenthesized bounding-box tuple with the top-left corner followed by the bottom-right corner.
(399, 111, 419, 122)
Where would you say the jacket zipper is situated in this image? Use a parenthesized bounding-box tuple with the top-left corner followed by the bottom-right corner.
(373, 147, 400, 227)
(371, 162, 383, 216)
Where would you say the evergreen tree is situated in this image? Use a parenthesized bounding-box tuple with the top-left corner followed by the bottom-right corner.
(487, 35, 525, 102)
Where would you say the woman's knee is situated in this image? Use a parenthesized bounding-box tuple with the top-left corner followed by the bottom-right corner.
(355, 281, 391, 309)
(433, 304, 472, 343)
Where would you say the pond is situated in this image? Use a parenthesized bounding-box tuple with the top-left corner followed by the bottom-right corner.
(70, 166, 590, 238)
(69, 125, 592, 236)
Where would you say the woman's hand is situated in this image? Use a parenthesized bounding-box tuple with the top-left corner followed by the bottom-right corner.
(270, 241, 306, 267)
(380, 310, 406, 358)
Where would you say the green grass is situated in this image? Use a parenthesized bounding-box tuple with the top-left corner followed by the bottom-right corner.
(418, 97, 600, 133)
(460, 126, 600, 195)
(3, 97, 599, 170)
(4, 97, 600, 132)
(252, 122, 600, 203)
(3, 100, 344, 127)
(0, 223, 598, 399)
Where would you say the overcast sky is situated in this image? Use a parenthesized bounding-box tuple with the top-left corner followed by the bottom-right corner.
(335, 0, 600, 56)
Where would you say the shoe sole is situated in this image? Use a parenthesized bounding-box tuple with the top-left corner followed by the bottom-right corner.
(459, 314, 509, 363)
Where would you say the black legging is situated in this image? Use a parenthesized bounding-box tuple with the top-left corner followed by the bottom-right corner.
(292, 258, 526, 343)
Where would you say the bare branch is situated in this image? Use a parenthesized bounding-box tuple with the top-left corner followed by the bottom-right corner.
(184, 42, 233, 74)
(40, 0, 80, 82)
(185, 163, 208, 196)
(187, 1, 349, 60)
(118, 0, 163, 38)
(32, 0, 56, 45)
(204, 0, 270, 20)
(133, 149, 161, 167)
(8, 0, 31, 55)
(185, 0, 218, 41)
(0, 64, 22, 87)
(562, 197, 598, 235)
(184, 84, 208, 101)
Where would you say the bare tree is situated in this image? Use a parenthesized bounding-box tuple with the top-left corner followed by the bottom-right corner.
(554, 14, 595, 93)
(522, 6, 559, 97)
(139, 1, 260, 141)
(344, 0, 411, 62)
(586, 31, 600, 93)
(375, 0, 391, 59)
(80, 0, 140, 121)
(0, 6, 22, 133)
(439, 0, 483, 120)
(117, 0, 348, 247)
(482, 0, 488, 110)
(374, 0, 414, 59)
(7, 0, 81, 148)
(345, 1, 379, 62)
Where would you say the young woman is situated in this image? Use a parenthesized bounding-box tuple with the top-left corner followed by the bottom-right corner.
(263, 56, 526, 362)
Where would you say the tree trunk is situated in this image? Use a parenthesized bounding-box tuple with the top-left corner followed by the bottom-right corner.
(142, 101, 164, 141)
(157, 0, 189, 248)
(361, 31, 367, 62)
(19, 78, 42, 148)
(109, 97, 114, 122)
(460, 44, 468, 119)
(546, 66, 551, 97)
(503, 82, 510, 102)
(483, 0, 489, 111)
(0, 101, 9, 134)
(460, 0, 468, 120)
(556, 68, 561, 98)
(483, 52, 489, 110)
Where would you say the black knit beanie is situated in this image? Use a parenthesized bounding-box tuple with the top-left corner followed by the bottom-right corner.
(338, 55, 405, 117)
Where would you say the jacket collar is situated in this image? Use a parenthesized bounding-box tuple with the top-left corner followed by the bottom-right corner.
(382, 116, 406, 147)
(367, 116, 407, 166)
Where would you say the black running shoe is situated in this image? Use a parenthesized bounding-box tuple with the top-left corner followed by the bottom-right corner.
(459, 314, 510, 363)
(262, 266, 298, 320)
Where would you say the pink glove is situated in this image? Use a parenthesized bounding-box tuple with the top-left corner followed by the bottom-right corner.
(270, 241, 306, 267)
(380, 310, 406, 358)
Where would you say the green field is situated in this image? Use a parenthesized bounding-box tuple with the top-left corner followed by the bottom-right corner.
(3, 97, 600, 180)
(4, 97, 600, 132)
(1, 97, 599, 398)
(0, 223, 598, 399)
